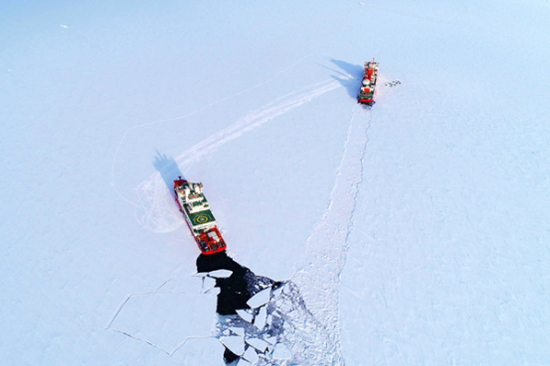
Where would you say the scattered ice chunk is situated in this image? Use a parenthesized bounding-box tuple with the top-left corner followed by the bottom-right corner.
(220, 336, 245, 356)
(229, 326, 245, 336)
(236, 309, 254, 323)
(242, 346, 260, 364)
(263, 336, 276, 345)
(273, 343, 291, 360)
(245, 338, 269, 353)
(254, 306, 267, 330)
(207, 269, 233, 278)
(246, 288, 271, 308)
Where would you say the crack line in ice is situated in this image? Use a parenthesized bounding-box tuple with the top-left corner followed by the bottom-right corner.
(104, 293, 132, 330)
(291, 104, 372, 365)
(110, 328, 172, 355)
(168, 335, 216, 357)
(106, 291, 219, 356)
(112, 328, 215, 357)
(133, 78, 342, 233)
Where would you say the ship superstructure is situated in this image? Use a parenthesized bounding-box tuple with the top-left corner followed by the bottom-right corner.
(174, 176, 227, 254)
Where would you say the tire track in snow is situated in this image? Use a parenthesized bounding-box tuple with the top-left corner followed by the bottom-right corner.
(292, 105, 371, 365)
(134, 79, 341, 233)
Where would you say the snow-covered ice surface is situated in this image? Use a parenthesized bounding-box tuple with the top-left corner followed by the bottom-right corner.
(2, 0, 550, 365)
(106, 292, 217, 354)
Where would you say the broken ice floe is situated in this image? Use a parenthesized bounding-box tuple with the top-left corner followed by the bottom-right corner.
(207, 269, 233, 278)
(246, 288, 271, 308)
(245, 338, 269, 353)
(200, 252, 341, 365)
(253, 306, 267, 330)
(229, 326, 245, 336)
(201, 276, 217, 293)
(214, 281, 340, 365)
(242, 346, 260, 364)
(236, 309, 254, 323)
(220, 335, 245, 356)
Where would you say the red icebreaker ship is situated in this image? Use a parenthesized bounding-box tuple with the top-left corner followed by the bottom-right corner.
(174, 177, 227, 255)
(358, 59, 379, 105)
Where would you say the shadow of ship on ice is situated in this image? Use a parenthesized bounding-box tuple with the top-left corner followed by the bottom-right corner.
(197, 252, 341, 366)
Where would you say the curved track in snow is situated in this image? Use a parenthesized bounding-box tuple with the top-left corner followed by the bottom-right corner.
(134, 79, 341, 233)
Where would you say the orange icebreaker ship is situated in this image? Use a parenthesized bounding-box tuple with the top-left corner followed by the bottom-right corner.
(174, 177, 227, 254)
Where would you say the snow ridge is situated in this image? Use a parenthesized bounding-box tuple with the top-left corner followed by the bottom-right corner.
(133, 79, 341, 233)
(292, 105, 372, 365)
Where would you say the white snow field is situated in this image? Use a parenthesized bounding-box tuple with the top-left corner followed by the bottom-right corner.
(2, 0, 550, 365)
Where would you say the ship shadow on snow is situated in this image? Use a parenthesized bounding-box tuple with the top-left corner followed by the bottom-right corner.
(324, 58, 364, 99)
(152, 151, 184, 194)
